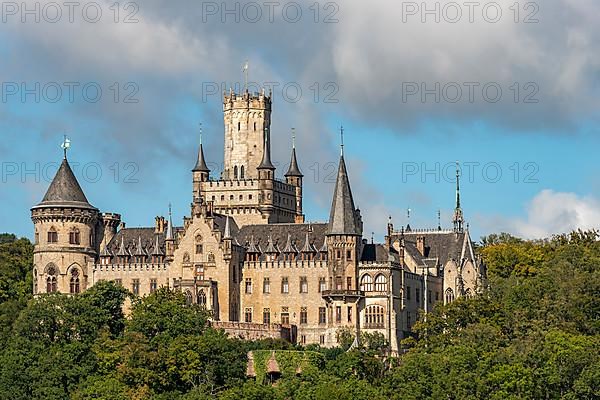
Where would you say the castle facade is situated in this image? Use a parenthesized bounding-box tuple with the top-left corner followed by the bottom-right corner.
(31, 89, 486, 351)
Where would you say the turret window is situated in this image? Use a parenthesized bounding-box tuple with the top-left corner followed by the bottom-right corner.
(69, 229, 81, 245)
(445, 288, 454, 303)
(48, 228, 58, 244)
(197, 289, 207, 308)
(234, 166, 238, 179)
(69, 269, 80, 294)
(240, 166, 245, 179)
(46, 266, 57, 293)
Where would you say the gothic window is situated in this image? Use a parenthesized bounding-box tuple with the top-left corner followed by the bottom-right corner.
(48, 227, 58, 244)
(253, 122, 256, 131)
(234, 166, 238, 179)
(360, 274, 373, 292)
(281, 277, 289, 294)
(197, 289, 207, 308)
(300, 307, 308, 324)
(245, 278, 252, 294)
(244, 308, 252, 323)
(318, 307, 326, 324)
(69, 269, 80, 294)
(183, 253, 191, 264)
(374, 274, 387, 292)
(263, 277, 270, 294)
(185, 290, 193, 306)
(240, 166, 245, 179)
(221, 195, 225, 201)
(132, 279, 140, 295)
(281, 307, 290, 325)
(195, 236, 203, 254)
(347, 277, 352, 290)
(263, 308, 270, 324)
(348, 306, 352, 323)
(46, 266, 57, 293)
(465, 288, 473, 299)
(300, 277, 308, 293)
(336, 306, 341, 322)
(318, 277, 326, 293)
(364, 305, 385, 328)
(238, 122, 241, 131)
(69, 229, 80, 245)
(346, 250, 352, 260)
(207, 253, 215, 263)
(445, 288, 455, 304)
(150, 279, 157, 294)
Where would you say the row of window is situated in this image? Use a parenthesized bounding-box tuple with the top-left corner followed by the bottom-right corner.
(242, 305, 386, 328)
(359, 274, 388, 292)
(38, 267, 80, 294)
(245, 276, 329, 294)
(36, 228, 91, 246)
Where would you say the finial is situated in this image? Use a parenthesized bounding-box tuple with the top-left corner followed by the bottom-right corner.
(291, 127, 296, 149)
(438, 209, 441, 230)
(168, 203, 172, 217)
(371, 232, 374, 244)
(407, 207, 411, 222)
(61, 134, 71, 160)
(199, 123, 203, 145)
(455, 160, 461, 209)
(242, 60, 249, 92)
(340, 125, 344, 156)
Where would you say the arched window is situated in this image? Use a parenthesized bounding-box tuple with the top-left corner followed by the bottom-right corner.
(46, 266, 58, 293)
(360, 274, 373, 292)
(238, 122, 241, 131)
(183, 252, 191, 264)
(445, 288, 455, 304)
(207, 253, 215, 263)
(69, 228, 80, 245)
(240, 166, 245, 179)
(253, 122, 256, 131)
(465, 288, 473, 299)
(234, 166, 238, 179)
(185, 290, 193, 306)
(48, 227, 58, 243)
(70, 269, 80, 294)
(374, 274, 387, 292)
(364, 305, 385, 328)
(197, 289, 207, 308)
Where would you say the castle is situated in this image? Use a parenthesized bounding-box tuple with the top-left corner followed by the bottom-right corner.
(31, 88, 486, 351)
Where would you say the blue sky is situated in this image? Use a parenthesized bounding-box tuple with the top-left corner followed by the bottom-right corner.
(2, 0, 600, 242)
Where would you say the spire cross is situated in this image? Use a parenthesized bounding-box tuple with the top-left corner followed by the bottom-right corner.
(340, 125, 344, 156)
(60, 134, 71, 160)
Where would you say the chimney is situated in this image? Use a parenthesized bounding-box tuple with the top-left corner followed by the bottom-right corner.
(416, 235, 425, 256)
(155, 216, 166, 234)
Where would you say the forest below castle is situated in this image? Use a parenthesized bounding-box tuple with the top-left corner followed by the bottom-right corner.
(0, 231, 598, 400)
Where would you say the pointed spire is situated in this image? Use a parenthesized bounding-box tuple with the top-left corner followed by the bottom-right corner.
(301, 232, 314, 253)
(224, 215, 232, 239)
(116, 236, 129, 257)
(264, 235, 278, 253)
(258, 125, 275, 170)
(453, 161, 464, 233)
(247, 235, 260, 253)
(340, 125, 344, 156)
(100, 243, 113, 258)
(283, 234, 295, 253)
(151, 234, 164, 256)
(33, 145, 96, 210)
(134, 236, 147, 258)
(193, 123, 210, 173)
(285, 128, 303, 177)
(327, 152, 360, 235)
(166, 204, 174, 240)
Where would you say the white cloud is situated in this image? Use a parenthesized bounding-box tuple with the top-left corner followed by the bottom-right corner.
(479, 190, 600, 239)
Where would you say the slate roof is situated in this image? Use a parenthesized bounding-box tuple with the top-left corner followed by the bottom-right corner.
(327, 155, 360, 235)
(236, 223, 328, 253)
(193, 143, 210, 172)
(33, 158, 96, 210)
(107, 228, 170, 259)
(284, 147, 303, 177)
(393, 231, 469, 266)
(360, 243, 401, 264)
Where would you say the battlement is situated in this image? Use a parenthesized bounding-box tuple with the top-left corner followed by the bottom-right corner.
(223, 89, 272, 111)
(394, 228, 455, 235)
(243, 259, 327, 270)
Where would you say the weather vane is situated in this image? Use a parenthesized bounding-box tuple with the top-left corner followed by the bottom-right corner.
(60, 135, 71, 159)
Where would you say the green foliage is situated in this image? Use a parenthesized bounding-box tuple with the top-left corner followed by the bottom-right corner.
(0, 230, 598, 399)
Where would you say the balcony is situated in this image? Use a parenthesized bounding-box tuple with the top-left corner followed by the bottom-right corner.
(321, 289, 364, 301)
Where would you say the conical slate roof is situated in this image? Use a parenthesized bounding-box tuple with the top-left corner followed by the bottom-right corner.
(258, 128, 275, 170)
(285, 148, 303, 177)
(33, 158, 96, 210)
(327, 155, 360, 235)
(193, 143, 210, 172)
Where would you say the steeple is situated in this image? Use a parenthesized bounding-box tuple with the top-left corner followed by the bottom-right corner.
(285, 128, 303, 178)
(166, 204, 174, 240)
(453, 161, 464, 233)
(33, 142, 96, 211)
(327, 152, 360, 236)
(258, 126, 275, 171)
(193, 124, 210, 173)
(224, 215, 232, 239)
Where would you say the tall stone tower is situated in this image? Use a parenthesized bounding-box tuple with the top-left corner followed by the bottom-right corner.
(223, 89, 272, 180)
(31, 153, 99, 295)
(323, 149, 363, 344)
